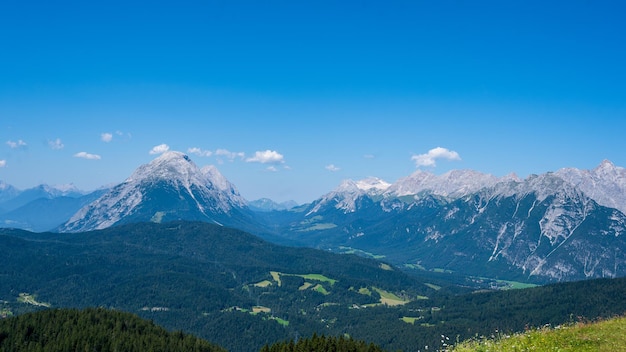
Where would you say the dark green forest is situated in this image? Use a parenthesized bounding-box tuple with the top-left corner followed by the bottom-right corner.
(0, 308, 224, 352)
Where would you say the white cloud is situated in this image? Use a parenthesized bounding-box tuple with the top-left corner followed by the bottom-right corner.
(74, 152, 101, 160)
(48, 138, 64, 150)
(363, 154, 375, 159)
(149, 144, 170, 155)
(6, 139, 27, 149)
(215, 148, 245, 161)
(101, 132, 113, 142)
(411, 147, 461, 167)
(187, 147, 213, 157)
(266, 166, 278, 172)
(325, 164, 340, 172)
(246, 150, 285, 164)
(0, 160, 6, 168)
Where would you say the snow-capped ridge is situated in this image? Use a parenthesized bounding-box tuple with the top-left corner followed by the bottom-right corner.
(307, 177, 390, 215)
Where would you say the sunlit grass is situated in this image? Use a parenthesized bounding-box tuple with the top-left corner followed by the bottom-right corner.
(451, 316, 626, 352)
(372, 287, 410, 306)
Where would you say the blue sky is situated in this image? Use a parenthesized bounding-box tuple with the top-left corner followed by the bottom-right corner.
(1, 1, 625, 203)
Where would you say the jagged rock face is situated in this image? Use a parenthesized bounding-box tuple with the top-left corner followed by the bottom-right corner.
(400, 187, 626, 282)
(292, 161, 626, 283)
(59, 152, 250, 233)
(555, 160, 626, 214)
(384, 169, 501, 199)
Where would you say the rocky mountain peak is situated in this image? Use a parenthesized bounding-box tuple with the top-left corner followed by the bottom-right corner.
(58, 151, 249, 232)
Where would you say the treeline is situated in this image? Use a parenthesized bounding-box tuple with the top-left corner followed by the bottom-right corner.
(0, 307, 225, 352)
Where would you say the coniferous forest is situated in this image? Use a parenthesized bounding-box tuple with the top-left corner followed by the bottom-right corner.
(0, 308, 225, 352)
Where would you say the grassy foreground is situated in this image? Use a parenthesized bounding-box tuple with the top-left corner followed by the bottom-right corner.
(451, 315, 626, 352)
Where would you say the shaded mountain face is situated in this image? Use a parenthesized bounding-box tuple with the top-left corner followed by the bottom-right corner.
(59, 152, 254, 233)
(278, 162, 626, 283)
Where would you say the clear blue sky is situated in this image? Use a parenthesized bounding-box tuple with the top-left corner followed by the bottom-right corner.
(1, 1, 625, 203)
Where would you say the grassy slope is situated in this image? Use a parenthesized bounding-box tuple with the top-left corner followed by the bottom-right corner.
(451, 316, 626, 352)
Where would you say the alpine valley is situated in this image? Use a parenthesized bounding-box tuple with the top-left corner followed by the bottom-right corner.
(2, 151, 626, 350)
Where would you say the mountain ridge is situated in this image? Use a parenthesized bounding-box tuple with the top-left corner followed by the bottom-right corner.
(274, 160, 626, 283)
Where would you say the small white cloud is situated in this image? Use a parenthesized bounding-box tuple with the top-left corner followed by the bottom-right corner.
(215, 148, 245, 161)
(325, 164, 340, 172)
(101, 132, 113, 142)
(266, 166, 278, 172)
(363, 154, 375, 159)
(74, 152, 101, 160)
(48, 138, 64, 150)
(187, 147, 213, 157)
(149, 144, 170, 155)
(411, 147, 461, 167)
(246, 150, 285, 164)
(0, 160, 6, 168)
(6, 139, 27, 149)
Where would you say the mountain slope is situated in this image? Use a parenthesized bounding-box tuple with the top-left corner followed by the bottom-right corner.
(555, 159, 626, 214)
(275, 161, 626, 283)
(363, 175, 626, 282)
(59, 152, 255, 233)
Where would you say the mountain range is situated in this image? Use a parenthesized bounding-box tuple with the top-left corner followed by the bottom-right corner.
(283, 160, 626, 283)
(2, 151, 626, 283)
